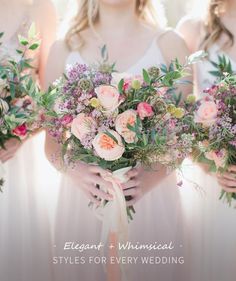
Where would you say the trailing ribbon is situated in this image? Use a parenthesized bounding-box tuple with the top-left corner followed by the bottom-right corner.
(92, 166, 132, 281)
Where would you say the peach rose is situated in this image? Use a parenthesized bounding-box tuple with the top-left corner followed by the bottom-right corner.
(205, 149, 227, 169)
(71, 113, 96, 141)
(95, 85, 120, 112)
(115, 110, 138, 143)
(194, 100, 218, 127)
(137, 102, 154, 120)
(92, 130, 125, 161)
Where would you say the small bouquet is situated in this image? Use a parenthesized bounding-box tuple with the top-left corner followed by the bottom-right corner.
(193, 56, 236, 205)
(0, 25, 40, 190)
(37, 50, 205, 220)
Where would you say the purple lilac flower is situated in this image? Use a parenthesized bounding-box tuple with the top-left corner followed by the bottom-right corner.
(66, 63, 89, 82)
(93, 72, 111, 86)
(91, 109, 102, 119)
(76, 103, 86, 114)
(81, 133, 96, 149)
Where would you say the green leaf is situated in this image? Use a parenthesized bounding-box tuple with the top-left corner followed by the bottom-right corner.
(187, 50, 208, 65)
(0, 32, 4, 39)
(143, 69, 151, 85)
(18, 35, 28, 46)
(29, 43, 40, 50)
(16, 49, 23, 54)
(101, 44, 108, 61)
(118, 78, 124, 93)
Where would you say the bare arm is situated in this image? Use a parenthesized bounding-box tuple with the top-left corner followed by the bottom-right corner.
(176, 17, 203, 54)
(159, 29, 193, 100)
(44, 39, 69, 169)
(32, 0, 57, 89)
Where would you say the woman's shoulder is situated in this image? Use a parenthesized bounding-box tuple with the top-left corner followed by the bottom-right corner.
(45, 39, 70, 87)
(157, 28, 190, 65)
(30, 0, 56, 17)
(176, 16, 205, 52)
(29, 0, 57, 38)
(177, 16, 203, 35)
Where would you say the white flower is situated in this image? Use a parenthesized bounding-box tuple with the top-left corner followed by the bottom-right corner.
(0, 98, 9, 114)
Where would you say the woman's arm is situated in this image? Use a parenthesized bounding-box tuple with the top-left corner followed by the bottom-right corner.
(44, 39, 70, 169)
(32, 0, 57, 88)
(176, 17, 203, 54)
(159, 29, 193, 100)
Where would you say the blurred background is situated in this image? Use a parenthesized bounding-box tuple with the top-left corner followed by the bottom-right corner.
(51, 0, 201, 28)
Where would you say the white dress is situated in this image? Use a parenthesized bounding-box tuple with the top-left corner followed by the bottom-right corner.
(0, 16, 58, 281)
(180, 44, 236, 281)
(54, 32, 189, 281)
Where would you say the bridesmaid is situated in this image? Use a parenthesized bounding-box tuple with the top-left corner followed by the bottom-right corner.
(0, 1, 57, 281)
(45, 1, 192, 281)
(177, 1, 236, 280)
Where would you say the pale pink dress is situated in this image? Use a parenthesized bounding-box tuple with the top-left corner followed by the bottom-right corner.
(53, 31, 190, 281)
(180, 44, 236, 281)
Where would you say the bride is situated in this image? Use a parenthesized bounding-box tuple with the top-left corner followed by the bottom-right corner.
(177, 0, 236, 280)
(45, 1, 192, 280)
(0, 1, 57, 281)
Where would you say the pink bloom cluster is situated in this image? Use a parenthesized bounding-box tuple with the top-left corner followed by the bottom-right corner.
(194, 82, 236, 170)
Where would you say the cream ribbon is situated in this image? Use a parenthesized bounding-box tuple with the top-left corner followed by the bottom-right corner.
(92, 166, 132, 281)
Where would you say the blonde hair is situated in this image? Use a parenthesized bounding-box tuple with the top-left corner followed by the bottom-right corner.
(203, 0, 234, 49)
(66, 0, 164, 49)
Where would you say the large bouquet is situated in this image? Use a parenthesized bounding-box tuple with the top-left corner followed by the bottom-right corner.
(193, 56, 236, 205)
(37, 51, 203, 228)
(0, 25, 40, 189)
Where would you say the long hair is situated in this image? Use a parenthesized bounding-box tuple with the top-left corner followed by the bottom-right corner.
(65, 0, 165, 50)
(203, 0, 234, 49)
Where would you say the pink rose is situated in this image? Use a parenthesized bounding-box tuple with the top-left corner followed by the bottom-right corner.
(194, 100, 218, 127)
(61, 114, 73, 126)
(123, 79, 132, 91)
(71, 113, 96, 141)
(92, 130, 125, 161)
(95, 85, 120, 112)
(12, 124, 27, 138)
(115, 110, 138, 143)
(137, 102, 154, 120)
(205, 149, 227, 169)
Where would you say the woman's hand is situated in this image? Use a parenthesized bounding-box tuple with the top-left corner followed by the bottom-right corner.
(123, 164, 168, 206)
(67, 163, 114, 205)
(217, 166, 236, 193)
(0, 139, 21, 163)
(123, 166, 143, 206)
